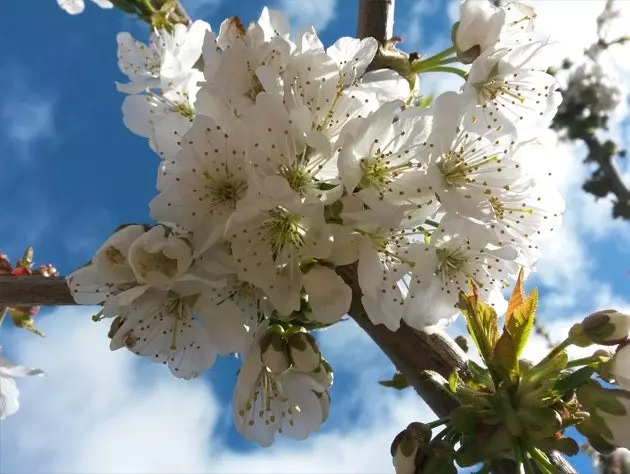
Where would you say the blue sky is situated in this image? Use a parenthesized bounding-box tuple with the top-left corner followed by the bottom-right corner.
(1, 0, 630, 472)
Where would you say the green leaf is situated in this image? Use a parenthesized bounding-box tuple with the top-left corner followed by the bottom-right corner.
(418, 93, 434, 108)
(468, 360, 494, 389)
(531, 350, 569, 384)
(508, 294, 538, 359)
(448, 370, 461, 393)
(492, 331, 519, 383)
(551, 366, 596, 397)
(379, 373, 410, 390)
(457, 285, 499, 366)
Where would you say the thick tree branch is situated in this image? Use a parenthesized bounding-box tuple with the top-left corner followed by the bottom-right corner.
(0, 276, 75, 306)
(337, 264, 469, 418)
(357, 0, 395, 44)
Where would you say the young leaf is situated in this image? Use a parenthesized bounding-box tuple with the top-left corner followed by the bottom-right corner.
(492, 331, 519, 383)
(551, 366, 596, 398)
(506, 288, 538, 358)
(505, 268, 526, 321)
(469, 360, 495, 389)
(458, 283, 499, 365)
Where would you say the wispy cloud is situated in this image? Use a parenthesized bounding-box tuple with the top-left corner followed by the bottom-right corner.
(0, 306, 433, 474)
(275, 0, 337, 32)
(0, 65, 56, 160)
(180, 0, 224, 18)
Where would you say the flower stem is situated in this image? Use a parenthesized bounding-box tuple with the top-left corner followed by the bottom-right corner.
(522, 452, 537, 474)
(534, 337, 572, 370)
(411, 46, 457, 73)
(565, 355, 600, 369)
(529, 447, 556, 474)
(420, 66, 468, 79)
(426, 417, 450, 430)
(0, 307, 7, 332)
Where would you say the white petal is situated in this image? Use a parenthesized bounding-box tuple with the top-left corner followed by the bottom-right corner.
(303, 265, 351, 324)
(0, 377, 20, 420)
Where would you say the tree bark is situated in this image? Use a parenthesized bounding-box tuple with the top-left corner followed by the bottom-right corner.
(357, 0, 395, 44)
(0, 276, 74, 306)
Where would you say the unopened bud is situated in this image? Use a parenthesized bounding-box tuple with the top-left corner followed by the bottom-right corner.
(518, 407, 563, 439)
(391, 422, 431, 474)
(34, 263, 59, 277)
(578, 309, 630, 345)
(316, 391, 330, 424)
(0, 254, 12, 275)
(9, 307, 44, 337)
(454, 335, 469, 353)
(260, 327, 290, 373)
(311, 358, 334, 389)
(287, 330, 321, 372)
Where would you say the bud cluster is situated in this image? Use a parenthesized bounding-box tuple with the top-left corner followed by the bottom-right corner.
(389, 272, 630, 473)
(0, 247, 59, 337)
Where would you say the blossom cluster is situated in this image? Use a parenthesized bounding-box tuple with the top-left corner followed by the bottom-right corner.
(66, 1, 565, 446)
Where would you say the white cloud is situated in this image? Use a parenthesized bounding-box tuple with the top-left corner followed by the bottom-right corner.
(2, 99, 54, 145)
(0, 307, 434, 474)
(181, 0, 223, 16)
(275, 0, 337, 32)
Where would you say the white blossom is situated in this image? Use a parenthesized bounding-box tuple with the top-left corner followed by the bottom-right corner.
(405, 216, 518, 327)
(0, 353, 45, 420)
(232, 338, 327, 446)
(127, 225, 193, 289)
(108, 287, 219, 379)
(150, 114, 249, 247)
(455, 0, 505, 54)
(116, 22, 210, 94)
(423, 92, 523, 221)
(338, 101, 438, 225)
(67, 224, 148, 305)
(302, 265, 351, 324)
(614, 344, 630, 392)
(463, 43, 562, 133)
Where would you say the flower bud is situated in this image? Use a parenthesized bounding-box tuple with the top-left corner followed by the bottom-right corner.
(316, 390, 330, 424)
(453, 0, 505, 62)
(259, 327, 290, 374)
(391, 422, 431, 474)
(311, 358, 334, 389)
(0, 254, 12, 275)
(9, 307, 44, 337)
(287, 330, 321, 372)
(518, 407, 563, 439)
(34, 263, 59, 277)
(613, 344, 630, 391)
(577, 309, 630, 345)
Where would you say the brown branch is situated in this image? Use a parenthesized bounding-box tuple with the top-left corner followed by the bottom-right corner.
(357, 0, 395, 44)
(0, 276, 75, 306)
(337, 264, 469, 418)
